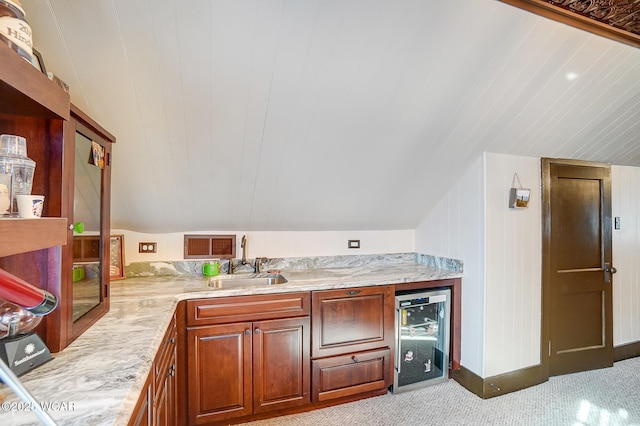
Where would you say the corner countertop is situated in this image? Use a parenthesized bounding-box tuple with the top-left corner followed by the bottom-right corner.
(0, 263, 463, 425)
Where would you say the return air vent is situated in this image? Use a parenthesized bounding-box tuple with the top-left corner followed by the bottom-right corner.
(184, 235, 236, 259)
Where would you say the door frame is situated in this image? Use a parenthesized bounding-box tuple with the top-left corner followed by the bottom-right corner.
(541, 157, 614, 377)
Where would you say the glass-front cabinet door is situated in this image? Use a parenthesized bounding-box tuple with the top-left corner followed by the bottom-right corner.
(64, 105, 114, 347)
(72, 130, 103, 322)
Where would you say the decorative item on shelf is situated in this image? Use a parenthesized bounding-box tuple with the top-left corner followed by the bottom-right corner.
(31, 47, 45, 74)
(15, 194, 43, 218)
(509, 173, 530, 209)
(0, 0, 33, 63)
(0, 135, 35, 216)
(88, 141, 105, 169)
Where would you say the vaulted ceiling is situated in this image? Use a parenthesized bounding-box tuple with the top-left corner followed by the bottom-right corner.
(21, 0, 640, 233)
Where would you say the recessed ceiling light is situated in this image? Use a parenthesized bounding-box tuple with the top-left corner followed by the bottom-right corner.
(565, 72, 579, 81)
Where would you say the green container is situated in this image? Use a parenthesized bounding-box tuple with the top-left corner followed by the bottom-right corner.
(72, 266, 85, 282)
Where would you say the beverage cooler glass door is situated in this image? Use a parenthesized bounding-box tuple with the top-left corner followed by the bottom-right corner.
(393, 288, 451, 393)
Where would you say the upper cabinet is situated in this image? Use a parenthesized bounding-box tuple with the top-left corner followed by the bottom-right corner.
(0, 41, 69, 256)
(0, 42, 115, 352)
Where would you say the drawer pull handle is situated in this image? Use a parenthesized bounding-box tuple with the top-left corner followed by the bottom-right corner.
(169, 337, 175, 344)
(244, 329, 251, 335)
(347, 290, 360, 295)
(352, 355, 358, 363)
(255, 328, 261, 334)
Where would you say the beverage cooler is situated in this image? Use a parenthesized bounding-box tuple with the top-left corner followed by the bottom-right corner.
(393, 288, 451, 393)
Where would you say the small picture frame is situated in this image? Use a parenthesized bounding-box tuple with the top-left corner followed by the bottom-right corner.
(31, 48, 47, 75)
(509, 188, 531, 209)
(110, 235, 126, 280)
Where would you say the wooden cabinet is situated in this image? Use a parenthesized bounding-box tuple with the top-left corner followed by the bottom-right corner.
(0, 42, 115, 352)
(129, 376, 152, 426)
(0, 41, 70, 352)
(129, 315, 177, 426)
(311, 286, 394, 402)
(186, 293, 310, 425)
(153, 317, 177, 426)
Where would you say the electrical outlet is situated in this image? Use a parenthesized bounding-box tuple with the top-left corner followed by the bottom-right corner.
(348, 240, 360, 249)
(139, 242, 157, 253)
(615, 217, 621, 230)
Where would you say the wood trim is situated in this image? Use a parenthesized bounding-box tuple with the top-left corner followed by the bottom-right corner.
(614, 341, 640, 362)
(499, 0, 640, 49)
(451, 366, 484, 398)
(453, 363, 548, 399)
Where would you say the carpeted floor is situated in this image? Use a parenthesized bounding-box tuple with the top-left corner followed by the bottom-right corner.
(241, 357, 640, 426)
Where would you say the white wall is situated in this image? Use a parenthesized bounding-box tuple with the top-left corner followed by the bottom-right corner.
(415, 154, 485, 377)
(611, 166, 640, 346)
(416, 152, 541, 378)
(483, 153, 541, 377)
(112, 229, 415, 263)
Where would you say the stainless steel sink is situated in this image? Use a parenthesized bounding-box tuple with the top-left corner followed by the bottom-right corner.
(207, 273, 288, 289)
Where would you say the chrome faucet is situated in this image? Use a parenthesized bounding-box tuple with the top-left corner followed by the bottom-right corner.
(241, 235, 248, 265)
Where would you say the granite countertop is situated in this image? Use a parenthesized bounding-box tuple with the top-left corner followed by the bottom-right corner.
(0, 262, 463, 425)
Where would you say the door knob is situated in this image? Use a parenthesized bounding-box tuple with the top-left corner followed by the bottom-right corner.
(604, 263, 617, 284)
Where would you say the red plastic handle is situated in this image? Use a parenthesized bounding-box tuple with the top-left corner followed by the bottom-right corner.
(0, 268, 44, 308)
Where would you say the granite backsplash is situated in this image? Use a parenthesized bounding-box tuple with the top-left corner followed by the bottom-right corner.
(124, 252, 463, 278)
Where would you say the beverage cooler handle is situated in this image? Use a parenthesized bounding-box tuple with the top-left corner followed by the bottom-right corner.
(395, 308, 402, 374)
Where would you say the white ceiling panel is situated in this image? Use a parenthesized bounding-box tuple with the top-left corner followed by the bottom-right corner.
(20, 0, 640, 233)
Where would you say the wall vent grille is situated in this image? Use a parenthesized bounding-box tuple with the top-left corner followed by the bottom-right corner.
(184, 234, 236, 259)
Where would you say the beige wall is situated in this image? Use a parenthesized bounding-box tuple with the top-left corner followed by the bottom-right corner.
(113, 229, 415, 263)
(416, 152, 542, 378)
(611, 165, 640, 346)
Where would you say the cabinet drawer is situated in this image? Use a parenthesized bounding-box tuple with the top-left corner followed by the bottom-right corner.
(312, 348, 390, 402)
(154, 315, 176, 392)
(312, 286, 393, 358)
(187, 292, 310, 326)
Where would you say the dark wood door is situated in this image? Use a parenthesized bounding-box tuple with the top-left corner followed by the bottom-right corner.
(253, 317, 310, 413)
(542, 159, 614, 376)
(187, 322, 252, 425)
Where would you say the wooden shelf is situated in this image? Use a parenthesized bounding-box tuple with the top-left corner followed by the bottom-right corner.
(0, 42, 69, 120)
(0, 217, 67, 257)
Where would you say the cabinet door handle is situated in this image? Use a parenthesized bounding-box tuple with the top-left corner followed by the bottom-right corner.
(347, 290, 360, 295)
(169, 337, 175, 344)
(351, 355, 358, 363)
(255, 328, 261, 334)
(167, 365, 175, 377)
(244, 329, 251, 335)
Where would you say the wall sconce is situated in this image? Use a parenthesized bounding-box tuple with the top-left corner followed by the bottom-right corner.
(509, 173, 530, 209)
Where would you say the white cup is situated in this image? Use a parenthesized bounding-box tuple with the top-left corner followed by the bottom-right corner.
(16, 195, 44, 218)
